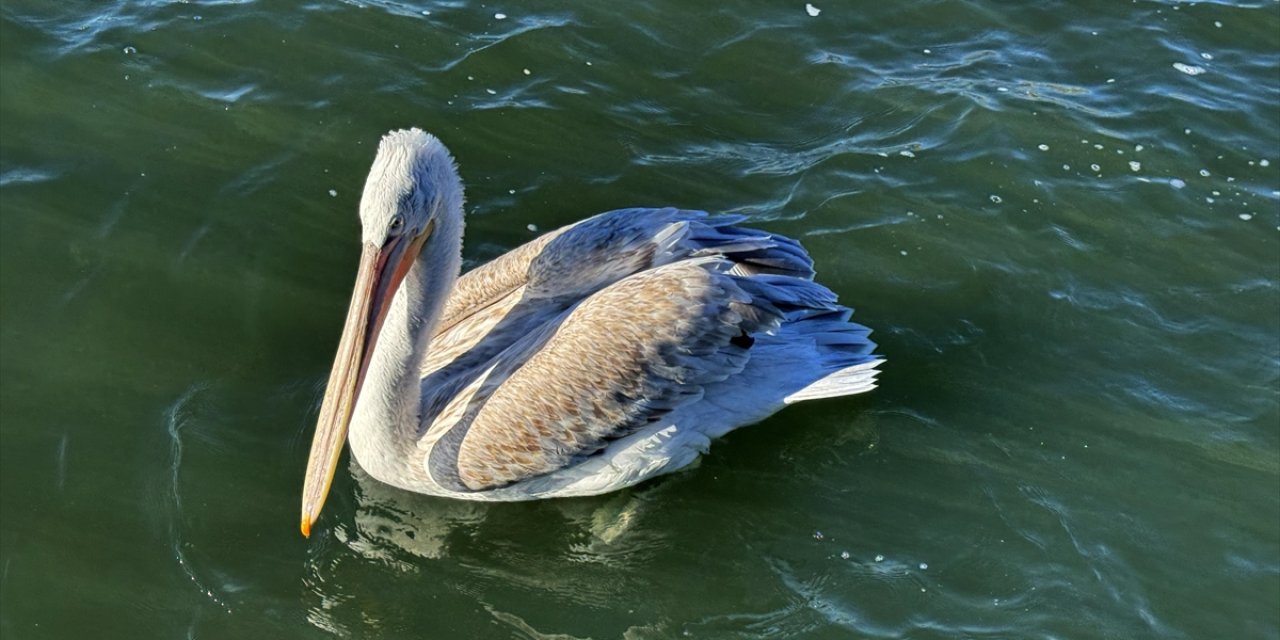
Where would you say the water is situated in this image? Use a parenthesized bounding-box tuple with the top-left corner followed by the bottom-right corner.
(1, 1, 1277, 638)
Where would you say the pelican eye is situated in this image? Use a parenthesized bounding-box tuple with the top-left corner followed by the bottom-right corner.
(389, 215, 405, 235)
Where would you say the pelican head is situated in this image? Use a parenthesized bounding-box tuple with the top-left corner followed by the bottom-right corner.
(301, 129, 462, 537)
(357, 128, 462, 245)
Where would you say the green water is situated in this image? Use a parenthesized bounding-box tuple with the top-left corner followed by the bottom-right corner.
(1, 1, 1278, 638)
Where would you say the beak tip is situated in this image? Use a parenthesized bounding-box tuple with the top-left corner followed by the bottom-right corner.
(301, 515, 312, 538)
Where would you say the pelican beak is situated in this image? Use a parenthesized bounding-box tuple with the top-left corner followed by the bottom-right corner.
(301, 222, 432, 537)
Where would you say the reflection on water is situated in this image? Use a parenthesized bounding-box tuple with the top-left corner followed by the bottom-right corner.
(339, 464, 489, 562)
(303, 462, 685, 637)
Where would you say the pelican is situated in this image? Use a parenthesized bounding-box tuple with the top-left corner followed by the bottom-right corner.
(300, 129, 883, 536)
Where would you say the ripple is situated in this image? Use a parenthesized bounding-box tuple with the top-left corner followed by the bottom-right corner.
(635, 137, 882, 179)
(0, 167, 60, 186)
(161, 382, 235, 614)
(482, 602, 589, 640)
(804, 211, 911, 237)
(1047, 279, 1205, 335)
(6, 4, 132, 55)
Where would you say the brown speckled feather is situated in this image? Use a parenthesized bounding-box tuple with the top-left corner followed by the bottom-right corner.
(425, 212, 661, 378)
(449, 259, 779, 491)
(434, 228, 567, 337)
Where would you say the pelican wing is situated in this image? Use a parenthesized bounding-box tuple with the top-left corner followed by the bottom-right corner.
(421, 208, 816, 413)
(429, 259, 783, 492)
(434, 208, 813, 342)
(435, 228, 566, 336)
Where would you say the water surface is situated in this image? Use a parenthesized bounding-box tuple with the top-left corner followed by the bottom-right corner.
(1, 1, 1278, 638)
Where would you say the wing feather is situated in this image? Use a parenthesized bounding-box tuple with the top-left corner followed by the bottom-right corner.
(447, 259, 781, 491)
(433, 208, 811, 342)
(435, 231, 565, 336)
